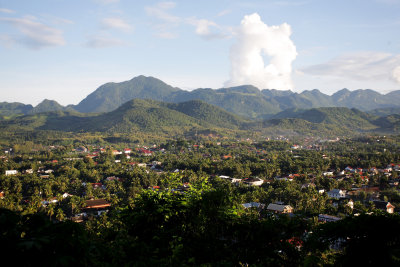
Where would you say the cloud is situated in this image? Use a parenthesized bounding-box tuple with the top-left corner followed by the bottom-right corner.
(301, 52, 400, 85)
(145, 2, 231, 40)
(145, 2, 181, 38)
(145, 2, 180, 23)
(393, 66, 400, 83)
(187, 18, 229, 40)
(0, 8, 15, 14)
(85, 35, 125, 48)
(217, 9, 231, 17)
(0, 16, 65, 49)
(225, 13, 297, 90)
(101, 17, 132, 32)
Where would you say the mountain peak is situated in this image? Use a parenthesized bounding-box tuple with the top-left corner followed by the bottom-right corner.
(30, 99, 64, 114)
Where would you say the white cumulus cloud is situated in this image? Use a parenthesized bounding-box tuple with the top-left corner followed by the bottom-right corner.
(225, 13, 297, 90)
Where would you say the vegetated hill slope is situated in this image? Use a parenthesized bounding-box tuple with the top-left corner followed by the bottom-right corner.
(29, 99, 65, 114)
(163, 100, 247, 129)
(0, 102, 33, 117)
(1, 98, 400, 137)
(168, 85, 282, 118)
(270, 107, 378, 131)
(367, 107, 400, 117)
(73, 75, 181, 113)
(0, 99, 248, 134)
(71, 76, 400, 118)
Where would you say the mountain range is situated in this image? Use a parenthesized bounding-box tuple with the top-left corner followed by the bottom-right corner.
(1, 98, 399, 138)
(1, 75, 400, 138)
(2, 75, 400, 119)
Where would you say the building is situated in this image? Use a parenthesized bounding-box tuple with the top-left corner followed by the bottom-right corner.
(318, 214, 341, 222)
(327, 189, 346, 199)
(373, 200, 395, 213)
(243, 177, 264, 186)
(266, 203, 293, 214)
(5, 170, 17, 176)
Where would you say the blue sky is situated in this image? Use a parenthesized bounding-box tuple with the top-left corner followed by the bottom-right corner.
(1, 0, 400, 105)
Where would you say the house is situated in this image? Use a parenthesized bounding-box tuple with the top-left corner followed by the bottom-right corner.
(25, 169, 34, 174)
(327, 189, 346, 199)
(243, 177, 264, 186)
(112, 150, 122, 155)
(275, 176, 293, 182)
(140, 149, 153, 156)
(242, 202, 265, 209)
(345, 166, 354, 172)
(0, 191, 4, 199)
(84, 199, 110, 209)
(218, 175, 242, 183)
(5, 170, 17, 176)
(124, 148, 132, 154)
(373, 200, 395, 213)
(75, 146, 88, 153)
(267, 203, 293, 214)
(318, 214, 341, 222)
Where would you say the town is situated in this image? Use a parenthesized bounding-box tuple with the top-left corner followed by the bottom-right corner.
(1, 135, 399, 265)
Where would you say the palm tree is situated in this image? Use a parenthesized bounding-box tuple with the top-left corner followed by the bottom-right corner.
(47, 202, 56, 220)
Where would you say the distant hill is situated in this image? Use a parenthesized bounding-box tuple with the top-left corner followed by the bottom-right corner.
(29, 99, 65, 114)
(2, 75, 400, 120)
(71, 76, 400, 118)
(0, 99, 247, 135)
(272, 107, 377, 131)
(0, 102, 33, 118)
(367, 107, 400, 117)
(1, 100, 399, 138)
(73, 75, 180, 113)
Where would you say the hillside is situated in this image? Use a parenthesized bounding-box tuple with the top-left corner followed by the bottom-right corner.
(1, 100, 400, 138)
(0, 102, 33, 118)
(29, 99, 65, 114)
(271, 107, 378, 132)
(73, 75, 181, 113)
(3, 76, 400, 119)
(72, 76, 400, 118)
(0, 99, 248, 135)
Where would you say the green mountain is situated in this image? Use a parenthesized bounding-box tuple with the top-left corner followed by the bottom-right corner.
(72, 76, 400, 118)
(74, 75, 180, 113)
(367, 107, 400, 117)
(29, 99, 65, 114)
(0, 102, 33, 118)
(271, 107, 378, 131)
(163, 100, 246, 129)
(1, 100, 400, 138)
(0, 99, 247, 135)
(169, 86, 281, 118)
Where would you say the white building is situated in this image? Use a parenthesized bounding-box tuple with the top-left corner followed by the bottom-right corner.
(327, 189, 346, 199)
(5, 170, 17, 176)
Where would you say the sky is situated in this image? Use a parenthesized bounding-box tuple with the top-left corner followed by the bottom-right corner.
(1, 0, 400, 106)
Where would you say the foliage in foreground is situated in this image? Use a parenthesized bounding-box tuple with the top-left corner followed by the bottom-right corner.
(1, 175, 400, 266)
